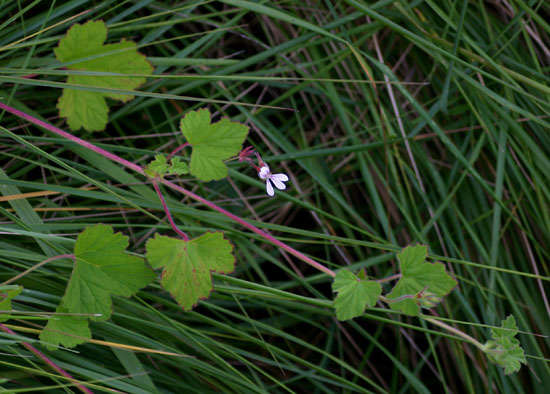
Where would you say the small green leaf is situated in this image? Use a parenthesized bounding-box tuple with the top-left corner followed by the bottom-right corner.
(484, 315, 526, 374)
(180, 109, 248, 181)
(491, 315, 518, 339)
(55, 20, 153, 131)
(168, 156, 189, 175)
(145, 155, 189, 177)
(386, 245, 457, 316)
(0, 285, 22, 322)
(146, 232, 235, 310)
(332, 270, 381, 321)
(145, 154, 169, 177)
(40, 306, 91, 350)
(61, 224, 155, 320)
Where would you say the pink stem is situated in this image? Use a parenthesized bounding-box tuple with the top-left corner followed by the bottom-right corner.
(152, 180, 189, 241)
(0, 101, 335, 277)
(159, 177, 335, 276)
(167, 142, 189, 160)
(0, 323, 93, 394)
(0, 102, 142, 174)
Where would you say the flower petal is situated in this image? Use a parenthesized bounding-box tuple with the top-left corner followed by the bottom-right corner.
(258, 165, 270, 180)
(271, 173, 288, 182)
(270, 176, 287, 190)
(266, 179, 275, 196)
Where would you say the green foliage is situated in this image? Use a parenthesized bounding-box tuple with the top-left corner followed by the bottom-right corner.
(40, 224, 155, 348)
(40, 306, 91, 350)
(484, 315, 527, 374)
(145, 154, 189, 178)
(0, 285, 22, 322)
(167, 156, 189, 175)
(180, 109, 248, 181)
(386, 245, 457, 316)
(1, 1, 548, 391)
(332, 269, 381, 321)
(55, 20, 153, 131)
(146, 232, 234, 310)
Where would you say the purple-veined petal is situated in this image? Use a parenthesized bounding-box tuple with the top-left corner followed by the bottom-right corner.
(266, 179, 275, 196)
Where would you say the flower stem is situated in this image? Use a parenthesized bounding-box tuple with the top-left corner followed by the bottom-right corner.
(0, 323, 94, 394)
(1, 254, 74, 285)
(159, 177, 335, 276)
(152, 180, 189, 241)
(0, 102, 335, 277)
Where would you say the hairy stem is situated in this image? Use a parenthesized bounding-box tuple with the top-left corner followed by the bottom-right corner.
(0, 102, 335, 277)
(152, 180, 189, 241)
(424, 316, 485, 351)
(0, 324, 94, 394)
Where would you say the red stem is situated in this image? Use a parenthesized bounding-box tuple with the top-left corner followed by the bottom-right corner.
(0, 102, 335, 277)
(152, 180, 189, 241)
(0, 324, 93, 394)
(167, 142, 189, 160)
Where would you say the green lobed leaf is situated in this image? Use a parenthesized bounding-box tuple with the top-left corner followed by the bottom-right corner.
(39, 224, 154, 349)
(484, 315, 526, 374)
(145, 154, 169, 178)
(55, 20, 153, 131)
(386, 245, 457, 316)
(167, 156, 189, 175)
(146, 231, 235, 310)
(179, 109, 248, 181)
(332, 270, 382, 321)
(39, 306, 91, 350)
(61, 224, 155, 320)
(0, 285, 23, 322)
(145, 154, 189, 178)
(491, 314, 518, 339)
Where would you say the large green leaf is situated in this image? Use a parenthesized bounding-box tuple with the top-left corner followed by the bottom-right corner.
(62, 224, 155, 319)
(55, 20, 153, 131)
(179, 109, 248, 181)
(332, 270, 381, 321)
(39, 224, 154, 349)
(146, 232, 235, 310)
(386, 245, 457, 316)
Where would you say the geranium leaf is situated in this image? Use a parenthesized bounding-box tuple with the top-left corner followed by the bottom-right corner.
(145, 155, 189, 178)
(484, 315, 526, 374)
(146, 232, 235, 310)
(55, 20, 153, 131)
(61, 224, 155, 321)
(0, 285, 22, 322)
(180, 109, 248, 181)
(332, 270, 381, 321)
(386, 245, 457, 316)
(167, 156, 189, 175)
(39, 306, 91, 350)
(491, 315, 518, 339)
(144, 154, 169, 177)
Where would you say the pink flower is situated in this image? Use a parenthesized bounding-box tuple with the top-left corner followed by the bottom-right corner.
(258, 164, 289, 197)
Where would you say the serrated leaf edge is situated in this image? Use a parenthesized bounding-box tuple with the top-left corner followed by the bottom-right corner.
(148, 231, 235, 311)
